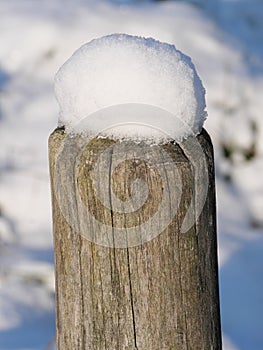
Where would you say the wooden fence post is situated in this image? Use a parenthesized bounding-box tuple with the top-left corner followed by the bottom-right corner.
(49, 127, 222, 350)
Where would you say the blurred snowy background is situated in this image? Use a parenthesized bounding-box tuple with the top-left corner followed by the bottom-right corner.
(0, 0, 263, 349)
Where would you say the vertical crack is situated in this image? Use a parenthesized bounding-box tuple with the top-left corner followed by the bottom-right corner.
(108, 145, 121, 349)
(78, 240, 87, 349)
(74, 152, 86, 349)
(126, 247, 138, 349)
(108, 146, 115, 246)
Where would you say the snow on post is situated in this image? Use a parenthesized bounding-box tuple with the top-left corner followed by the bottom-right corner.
(49, 34, 222, 349)
(54, 34, 207, 142)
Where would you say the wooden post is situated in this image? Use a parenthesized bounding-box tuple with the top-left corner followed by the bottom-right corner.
(49, 127, 222, 350)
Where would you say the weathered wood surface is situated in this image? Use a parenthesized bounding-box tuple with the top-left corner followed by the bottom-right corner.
(49, 128, 222, 350)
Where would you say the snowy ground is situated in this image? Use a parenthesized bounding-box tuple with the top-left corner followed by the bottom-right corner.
(0, 0, 263, 349)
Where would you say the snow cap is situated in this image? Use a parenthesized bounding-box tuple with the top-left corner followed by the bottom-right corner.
(55, 33, 207, 143)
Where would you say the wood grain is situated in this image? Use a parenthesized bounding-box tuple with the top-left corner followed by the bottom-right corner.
(49, 128, 222, 350)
